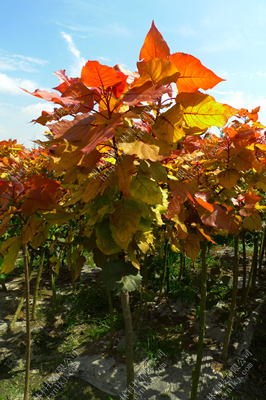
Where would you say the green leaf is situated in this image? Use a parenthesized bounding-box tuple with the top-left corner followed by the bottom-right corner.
(101, 259, 142, 294)
(129, 175, 163, 205)
(95, 219, 121, 255)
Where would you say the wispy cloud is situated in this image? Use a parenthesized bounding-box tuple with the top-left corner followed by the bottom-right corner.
(98, 56, 111, 62)
(54, 20, 132, 37)
(0, 50, 48, 72)
(21, 102, 54, 116)
(0, 73, 37, 95)
(61, 31, 86, 76)
(54, 21, 102, 33)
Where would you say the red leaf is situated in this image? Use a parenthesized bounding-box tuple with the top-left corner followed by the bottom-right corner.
(201, 204, 231, 230)
(166, 196, 184, 219)
(123, 82, 171, 106)
(112, 71, 128, 98)
(53, 69, 79, 93)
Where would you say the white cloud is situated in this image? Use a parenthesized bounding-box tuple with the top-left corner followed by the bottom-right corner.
(0, 73, 37, 95)
(257, 71, 266, 77)
(0, 50, 48, 72)
(61, 31, 86, 76)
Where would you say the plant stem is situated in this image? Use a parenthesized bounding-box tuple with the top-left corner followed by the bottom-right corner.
(190, 240, 208, 400)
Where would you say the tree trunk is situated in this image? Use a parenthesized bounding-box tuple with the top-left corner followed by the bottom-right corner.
(121, 291, 135, 400)
(221, 234, 239, 361)
(133, 252, 148, 330)
(190, 240, 207, 400)
(258, 226, 266, 279)
(106, 287, 115, 351)
(250, 232, 259, 295)
(23, 244, 31, 400)
(158, 240, 168, 303)
(32, 247, 45, 321)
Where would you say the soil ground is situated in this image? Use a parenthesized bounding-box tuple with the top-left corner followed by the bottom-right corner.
(0, 246, 266, 399)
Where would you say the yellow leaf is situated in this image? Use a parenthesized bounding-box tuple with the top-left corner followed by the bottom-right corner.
(133, 58, 179, 87)
(1, 237, 21, 274)
(184, 234, 200, 262)
(118, 131, 170, 161)
(176, 91, 238, 132)
(115, 155, 137, 199)
(218, 169, 240, 190)
(110, 199, 141, 244)
(152, 104, 185, 143)
(243, 213, 262, 231)
(127, 243, 140, 269)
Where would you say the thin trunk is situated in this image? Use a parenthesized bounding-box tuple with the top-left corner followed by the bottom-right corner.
(250, 232, 259, 295)
(32, 247, 45, 321)
(143, 252, 148, 317)
(23, 244, 31, 400)
(9, 253, 33, 332)
(121, 291, 135, 400)
(190, 240, 208, 400)
(133, 252, 148, 330)
(240, 231, 246, 304)
(51, 270, 57, 307)
(106, 287, 115, 351)
(166, 242, 170, 293)
(158, 240, 168, 304)
(221, 234, 239, 361)
(178, 252, 183, 281)
(1, 281, 7, 291)
(258, 225, 266, 279)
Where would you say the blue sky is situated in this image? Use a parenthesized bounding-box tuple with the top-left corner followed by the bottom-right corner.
(1, 0, 266, 148)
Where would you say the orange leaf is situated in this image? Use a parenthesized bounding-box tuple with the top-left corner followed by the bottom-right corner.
(139, 21, 170, 62)
(195, 196, 214, 212)
(169, 52, 225, 93)
(196, 225, 217, 244)
(81, 61, 122, 88)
